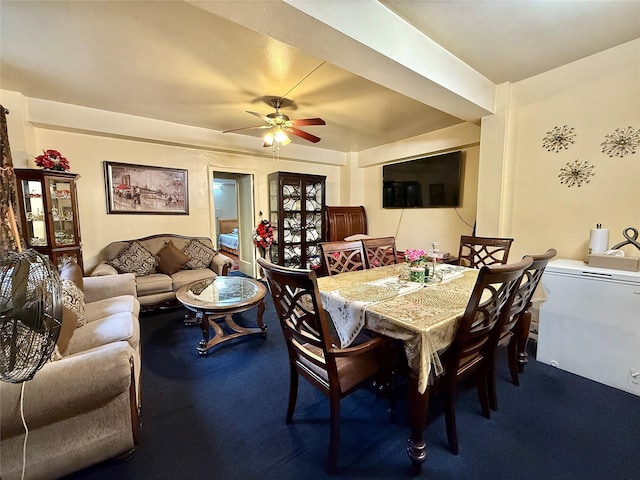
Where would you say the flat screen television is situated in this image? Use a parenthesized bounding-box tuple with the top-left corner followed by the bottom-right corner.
(382, 151, 462, 208)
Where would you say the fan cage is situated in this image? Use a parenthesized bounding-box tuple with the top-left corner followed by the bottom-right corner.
(0, 250, 63, 383)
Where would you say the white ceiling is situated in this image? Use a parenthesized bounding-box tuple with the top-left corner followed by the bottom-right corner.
(1, 1, 639, 153)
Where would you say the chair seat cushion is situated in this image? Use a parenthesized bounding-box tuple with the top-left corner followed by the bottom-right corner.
(299, 343, 380, 393)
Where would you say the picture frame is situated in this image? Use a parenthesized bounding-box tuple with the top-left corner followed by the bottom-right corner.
(103, 161, 189, 214)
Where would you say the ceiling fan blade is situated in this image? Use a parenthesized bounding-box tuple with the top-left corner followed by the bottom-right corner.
(291, 118, 325, 127)
(223, 125, 271, 134)
(246, 110, 273, 124)
(288, 127, 321, 143)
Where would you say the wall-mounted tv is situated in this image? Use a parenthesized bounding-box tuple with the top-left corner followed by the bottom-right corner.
(382, 151, 462, 208)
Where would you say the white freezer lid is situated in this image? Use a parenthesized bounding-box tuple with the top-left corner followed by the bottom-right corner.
(546, 259, 640, 283)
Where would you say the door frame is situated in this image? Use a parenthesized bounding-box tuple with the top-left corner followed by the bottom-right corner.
(208, 166, 257, 278)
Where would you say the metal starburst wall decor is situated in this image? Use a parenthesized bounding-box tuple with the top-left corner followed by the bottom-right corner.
(542, 125, 577, 152)
(558, 159, 595, 187)
(600, 126, 640, 158)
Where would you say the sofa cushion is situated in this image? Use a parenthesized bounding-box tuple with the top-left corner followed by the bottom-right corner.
(108, 241, 158, 276)
(61, 278, 86, 328)
(66, 312, 139, 355)
(135, 273, 173, 296)
(85, 295, 140, 323)
(157, 240, 190, 275)
(182, 239, 217, 269)
(170, 268, 217, 291)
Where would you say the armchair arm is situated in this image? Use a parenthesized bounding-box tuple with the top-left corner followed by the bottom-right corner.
(0, 342, 137, 438)
(83, 273, 137, 303)
(90, 262, 119, 276)
(211, 253, 234, 276)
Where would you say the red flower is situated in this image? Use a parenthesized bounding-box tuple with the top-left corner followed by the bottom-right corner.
(34, 149, 70, 172)
(253, 219, 274, 249)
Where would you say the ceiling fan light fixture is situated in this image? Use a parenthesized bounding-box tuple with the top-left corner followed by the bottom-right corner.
(263, 131, 274, 146)
(274, 127, 289, 144)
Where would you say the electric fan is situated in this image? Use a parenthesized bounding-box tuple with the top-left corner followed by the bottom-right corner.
(0, 248, 62, 383)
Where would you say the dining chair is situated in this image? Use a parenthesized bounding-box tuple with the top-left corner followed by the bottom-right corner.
(457, 235, 514, 268)
(257, 258, 393, 473)
(487, 248, 557, 411)
(435, 256, 532, 455)
(362, 236, 399, 268)
(320, 240, 367, 276)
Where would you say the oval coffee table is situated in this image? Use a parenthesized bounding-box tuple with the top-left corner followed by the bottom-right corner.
(176, 276, 268, 356)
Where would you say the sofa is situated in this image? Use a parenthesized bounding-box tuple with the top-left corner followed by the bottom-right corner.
(0, 263, 141, 480)
(91, 234, 234, 311)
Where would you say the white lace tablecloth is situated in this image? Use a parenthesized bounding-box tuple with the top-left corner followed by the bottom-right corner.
(317, 263, 477, 393)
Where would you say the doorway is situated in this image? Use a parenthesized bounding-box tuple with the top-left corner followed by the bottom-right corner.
(210, 169, 256, 278)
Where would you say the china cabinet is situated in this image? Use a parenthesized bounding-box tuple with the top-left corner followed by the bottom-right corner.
(14, 169, 83, 270)
(268, 171, 326, 269)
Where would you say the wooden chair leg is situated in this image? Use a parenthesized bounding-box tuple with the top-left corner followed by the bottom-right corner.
(444, 388, 459, 455)
(477, 362, 491, 419)
(507, 338, 520, 386)
(286, 368, 298, 424)
(488, 349, 499, 412)
(327, 394, 341, 474)
(516, 309, 532, 373)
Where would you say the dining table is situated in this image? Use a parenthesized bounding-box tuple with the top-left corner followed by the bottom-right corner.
(316, 262, 479, 475)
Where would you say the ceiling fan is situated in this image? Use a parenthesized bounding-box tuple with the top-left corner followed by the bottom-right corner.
(223, 97, 326, 147)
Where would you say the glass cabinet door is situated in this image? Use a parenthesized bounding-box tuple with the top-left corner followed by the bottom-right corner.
(46, 177, 78, 247)
(21, 178, 48, 248)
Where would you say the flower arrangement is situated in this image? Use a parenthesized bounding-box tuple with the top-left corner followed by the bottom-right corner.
(405, 248, 428, 266)
(254, 219, 274, 250)
(34, 149, 70, 171)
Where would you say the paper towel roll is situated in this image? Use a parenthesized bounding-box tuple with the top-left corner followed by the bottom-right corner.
(589, 228, 609, 254)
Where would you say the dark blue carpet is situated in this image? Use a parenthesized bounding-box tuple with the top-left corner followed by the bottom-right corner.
(65, 281, 640, 479)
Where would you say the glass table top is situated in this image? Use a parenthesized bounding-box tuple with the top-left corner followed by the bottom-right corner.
(186, 276, 261, 307)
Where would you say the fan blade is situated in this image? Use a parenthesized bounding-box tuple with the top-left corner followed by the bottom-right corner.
(291, 118, 325, 127)
(246, 110, 273, 124)
(223, 125, 271, 134)
(287, 127, 321, 143)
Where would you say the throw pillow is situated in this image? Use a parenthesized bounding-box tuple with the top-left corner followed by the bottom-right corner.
(109, 241, 158, 276)
(182, 239, 217, 269)
(61, 278, 86, 328)
(157, 240, 190, 275)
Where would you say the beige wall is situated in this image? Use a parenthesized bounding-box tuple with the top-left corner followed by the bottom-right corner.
(3, 39, 638, 271)
(495, 39, 640, 261)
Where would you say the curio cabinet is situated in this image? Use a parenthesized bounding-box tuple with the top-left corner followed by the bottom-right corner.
(14, 169, 83, 270)
(268, 171, 325, 269)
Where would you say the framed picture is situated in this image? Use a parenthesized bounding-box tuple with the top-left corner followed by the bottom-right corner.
(104, 161, 189, 214)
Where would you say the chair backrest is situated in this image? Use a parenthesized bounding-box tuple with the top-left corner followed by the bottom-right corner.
(501, 248, 557, 336)
(257, 259, 338, 389)
(362, 236, 398, 268)
(447, 257, 533, 374)
(320, 240, 367, 276)
(457, 235, 514, 268)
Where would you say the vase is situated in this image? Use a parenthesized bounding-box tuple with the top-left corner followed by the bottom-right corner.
(409, 266, 425, 283)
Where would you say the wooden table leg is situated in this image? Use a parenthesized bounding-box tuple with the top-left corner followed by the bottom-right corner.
(196, 301, 268, 356)
(256, 298, 267, 333)
(197, 311, 210, 356)
(516, 305, 532, 373)
(407, 373, 430, 476)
